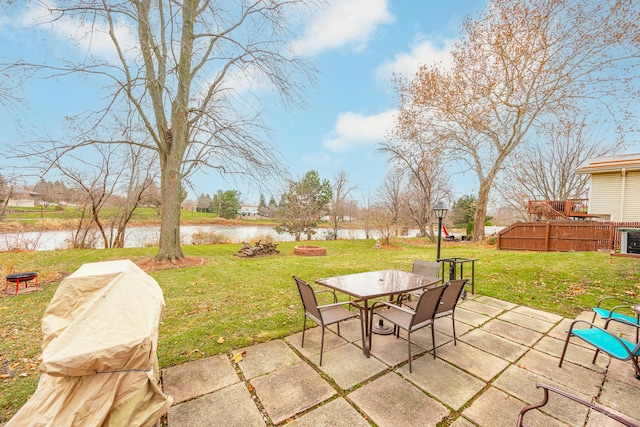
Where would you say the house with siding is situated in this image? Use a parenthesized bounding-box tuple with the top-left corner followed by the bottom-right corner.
(575, 153, 640, 221)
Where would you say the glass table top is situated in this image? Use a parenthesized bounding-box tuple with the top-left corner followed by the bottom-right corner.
(315, 270, 440, 299)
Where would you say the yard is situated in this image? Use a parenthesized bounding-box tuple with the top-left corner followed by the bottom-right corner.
(1, 238, 639, 422)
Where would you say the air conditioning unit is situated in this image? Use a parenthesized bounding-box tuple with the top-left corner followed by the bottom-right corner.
(619, 228, 640, 255)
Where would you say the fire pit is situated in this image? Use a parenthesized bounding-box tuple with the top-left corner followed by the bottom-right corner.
(5, 272, 38, 294)
(294, 245, 327, 256)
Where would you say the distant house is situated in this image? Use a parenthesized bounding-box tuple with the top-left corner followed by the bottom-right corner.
(181, 200, 197, 211)
(576, 153, 640, 221)
(239, 204, 259, 216)
(7, 189, 38, 208)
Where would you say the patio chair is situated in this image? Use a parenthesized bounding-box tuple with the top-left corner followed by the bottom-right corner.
(517, 383, 638, 427)
(402, 279, 468, 345)
(411, 260, 442, 280)
(591, 296, 639, 343)
(558, 318, 640, 380)
(292, 275, 363, 366)
(396, 260, 443, 305)
(371, 283, 448, 373)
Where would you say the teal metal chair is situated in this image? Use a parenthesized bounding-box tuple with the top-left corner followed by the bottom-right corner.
(559, 317, 640, 380)
(591, 296, 639, 343)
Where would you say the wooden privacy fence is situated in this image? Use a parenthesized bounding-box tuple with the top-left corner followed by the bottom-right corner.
(496, 221, 640, 252)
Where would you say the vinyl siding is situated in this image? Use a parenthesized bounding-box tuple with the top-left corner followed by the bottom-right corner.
(622, 171, 640, 221)
(589, 173, 621, 220)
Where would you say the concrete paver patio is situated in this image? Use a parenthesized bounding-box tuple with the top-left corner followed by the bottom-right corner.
(162, 295, 640, 426)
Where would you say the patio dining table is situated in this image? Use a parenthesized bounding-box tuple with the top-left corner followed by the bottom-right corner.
(315, 270, 440, 357)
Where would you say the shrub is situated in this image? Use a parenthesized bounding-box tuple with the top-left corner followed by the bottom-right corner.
(191, 229, 231, 245)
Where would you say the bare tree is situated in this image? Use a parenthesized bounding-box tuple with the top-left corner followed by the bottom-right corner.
(379, 139, 451, 240)
(0, 174, 16, 221)
(328, 170, 356, 240)
(360, 191, 373, 240)
(395, 0, 640, 240)
(497, 121, 621, 212)
(372, 171, 406, 244)
(7, 1, 315, 260)
(111, 147, 160, 247)
(51, 144, 159, 248)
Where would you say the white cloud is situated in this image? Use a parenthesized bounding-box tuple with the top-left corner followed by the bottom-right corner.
(323, 109, 396, 152)
(291, 0, 394, 56)
(375, 37, 455, 81)
(17, 2, 138, 60)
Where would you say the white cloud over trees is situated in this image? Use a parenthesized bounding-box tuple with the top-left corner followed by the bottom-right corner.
(291, 0, 394, 56)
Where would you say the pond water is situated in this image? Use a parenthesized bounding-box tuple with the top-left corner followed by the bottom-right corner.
(0, 224, 417, 252)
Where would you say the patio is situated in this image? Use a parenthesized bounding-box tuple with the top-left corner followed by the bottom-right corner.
(162, 294, 640, 426)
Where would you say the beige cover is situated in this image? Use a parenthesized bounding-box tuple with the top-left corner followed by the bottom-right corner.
(8, 259, 172, 426)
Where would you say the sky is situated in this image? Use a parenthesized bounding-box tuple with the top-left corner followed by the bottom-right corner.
(0, 0, 494, 205)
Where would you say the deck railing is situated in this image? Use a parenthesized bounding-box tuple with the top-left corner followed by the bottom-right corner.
(527, 199, 591, 221)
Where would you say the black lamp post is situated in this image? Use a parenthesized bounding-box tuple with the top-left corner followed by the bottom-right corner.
(433, 201, 448, 260)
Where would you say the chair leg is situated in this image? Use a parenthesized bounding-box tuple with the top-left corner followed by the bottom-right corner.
(451, 314, 457, 346)
(301, 315, 307, 347)
(632, 356, 640, 380)
(337, 322, 341, 337)
(319, 326, 325, 366)
(359, 314, 365, 349)
(558, 329, 572, 368)
(431, 324, 436, 359)
(407, 330, 412, 373)
(592, 349, 600, 365)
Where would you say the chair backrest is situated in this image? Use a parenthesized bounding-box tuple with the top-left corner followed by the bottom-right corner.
(412, 283, 448, 326)
(412, 260, 441, 278)
(292, 275, 322, 320)
(437, 279, 468, 314)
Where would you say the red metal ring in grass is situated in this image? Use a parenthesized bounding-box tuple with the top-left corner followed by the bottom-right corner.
(294, 246, 327, 256)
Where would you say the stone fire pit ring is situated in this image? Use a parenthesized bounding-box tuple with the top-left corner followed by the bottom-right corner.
(294, 245, 327, 256)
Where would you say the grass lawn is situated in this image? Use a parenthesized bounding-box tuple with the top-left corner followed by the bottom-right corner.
(1, 238, 639, 421)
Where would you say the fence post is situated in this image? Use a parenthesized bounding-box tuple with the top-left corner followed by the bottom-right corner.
(609, 223, 615, 251)
(545, 222, 551, 252)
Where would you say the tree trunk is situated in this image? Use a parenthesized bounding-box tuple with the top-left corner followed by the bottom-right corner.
(154, 154, 185, 261)
(473, 180, 492, 241)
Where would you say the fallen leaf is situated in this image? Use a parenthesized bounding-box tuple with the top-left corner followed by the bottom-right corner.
(217, 337, 225, 343)
(231, 351, 247, 363)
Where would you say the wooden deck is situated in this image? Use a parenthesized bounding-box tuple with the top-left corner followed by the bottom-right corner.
(527, 199, 602, 221)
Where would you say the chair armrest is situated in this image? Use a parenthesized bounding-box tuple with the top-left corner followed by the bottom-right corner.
(604, 316, 640, 330)
(608, 304, 640, 321)
(317, 301, 361, 312)
(314, 289, 338, 303)
(372, 300, 416, 315)
(517, 383, 637, 427)
(596, 296, 636, 309)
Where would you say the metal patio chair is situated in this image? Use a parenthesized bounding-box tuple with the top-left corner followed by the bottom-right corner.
(371, 283, 448, 373)
(517, 383, 638, 427)
(403, 279, 468, 345)
(292, 275, 363, 366)
(559, 316, 640, 380)
(411, 260, 442, 279)
(591, 296, 639, 343)
(396, 260, 443, 305)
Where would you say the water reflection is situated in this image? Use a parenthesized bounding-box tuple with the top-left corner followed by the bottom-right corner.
(0, 225, 422, 252)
